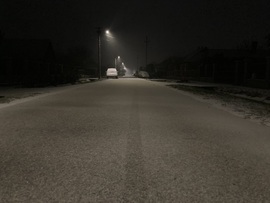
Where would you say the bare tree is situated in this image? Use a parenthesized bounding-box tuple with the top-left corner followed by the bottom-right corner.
(0, 30, 4, 45)
(265, 34, 270, 49)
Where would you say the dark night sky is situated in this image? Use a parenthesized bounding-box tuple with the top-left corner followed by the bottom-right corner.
(1, 0, 270, 70)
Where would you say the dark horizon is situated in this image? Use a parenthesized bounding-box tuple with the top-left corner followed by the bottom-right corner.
(1, 0, 270, 70)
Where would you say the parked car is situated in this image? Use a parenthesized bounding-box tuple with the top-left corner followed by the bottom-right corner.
(106, 68, 118, 79)
(138, 71, 149, 78)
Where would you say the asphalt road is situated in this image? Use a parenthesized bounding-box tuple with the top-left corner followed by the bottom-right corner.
(0, 78, 270, 202)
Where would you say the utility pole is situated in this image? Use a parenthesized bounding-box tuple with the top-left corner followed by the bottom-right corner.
(96, 27, 102, 79)
(145, 36, 149, 69)
(137, 55, 139, 72)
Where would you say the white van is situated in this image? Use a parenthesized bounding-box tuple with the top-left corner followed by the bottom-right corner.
(106, 68, 118, 79)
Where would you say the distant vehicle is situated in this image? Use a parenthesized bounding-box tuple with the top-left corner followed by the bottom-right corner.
(106, 68, 118, 79)
(137, 71, 149, 78)
(118, 68, 126, 76)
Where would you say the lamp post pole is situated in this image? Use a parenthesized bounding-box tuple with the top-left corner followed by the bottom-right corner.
(97, 27, 102, 79)
(145, 36, 149, 69)
(115, 56, 120, 70)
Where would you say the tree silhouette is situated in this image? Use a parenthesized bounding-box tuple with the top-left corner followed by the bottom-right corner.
(265, 34, 270, 49)
(0, 30, 4, 45)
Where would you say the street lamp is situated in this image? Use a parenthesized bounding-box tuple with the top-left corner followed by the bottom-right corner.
(96, 27, 110, 79)
(96, 27, 102, 79)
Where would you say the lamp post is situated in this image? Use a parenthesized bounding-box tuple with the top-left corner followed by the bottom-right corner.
(96, 28, 112, 79)
(115, 56, 120, 70)
(96, 27, 102, 79)
(145, 36, 149, 69)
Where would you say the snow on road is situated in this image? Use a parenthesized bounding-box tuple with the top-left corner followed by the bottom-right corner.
(1, 81, 270, 127)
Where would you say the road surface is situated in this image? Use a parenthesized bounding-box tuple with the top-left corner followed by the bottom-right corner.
(0, 78, 270, 202)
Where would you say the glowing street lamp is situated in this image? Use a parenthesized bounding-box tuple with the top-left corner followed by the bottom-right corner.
(105, 30, 114, 40)
(96, 28, 110, 79)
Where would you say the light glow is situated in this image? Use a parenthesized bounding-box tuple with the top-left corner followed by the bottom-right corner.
(105, 30, 114, 40)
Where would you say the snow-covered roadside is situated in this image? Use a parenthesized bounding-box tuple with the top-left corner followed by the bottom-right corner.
(167, 83, 270, 127)
(216, 86, 270, 104)
(0, 83, 84, 107)
(0, 87, 46, 103)
(149, 79, 270, 127)
(0, 79, 99, 105)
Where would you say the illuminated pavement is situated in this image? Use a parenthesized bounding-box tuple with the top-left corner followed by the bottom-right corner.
(0, 78, 270, 202)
